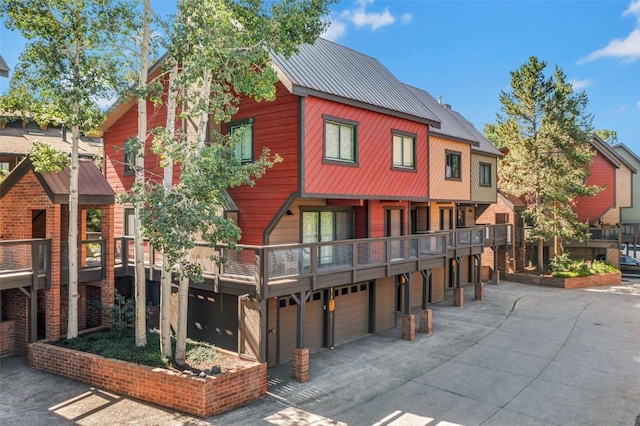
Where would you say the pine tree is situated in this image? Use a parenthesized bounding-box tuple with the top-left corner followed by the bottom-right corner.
(488, 56, 600, 271)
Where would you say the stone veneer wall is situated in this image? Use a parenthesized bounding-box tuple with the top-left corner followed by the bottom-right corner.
(505, 272, 621, 289)
(28, 341, 267, 418)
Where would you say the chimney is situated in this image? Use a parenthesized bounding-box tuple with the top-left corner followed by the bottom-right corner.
(438, 95, 442, 105)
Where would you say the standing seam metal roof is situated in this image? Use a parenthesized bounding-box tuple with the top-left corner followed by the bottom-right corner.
(404, 84, 478, 145)
(272, 38, 441, 126)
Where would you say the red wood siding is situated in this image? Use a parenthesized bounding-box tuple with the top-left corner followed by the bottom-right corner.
(575, 150, 616, 224)
(303, 97, 429, 199)
(226, 83, 299, 245)
(104, 99, 176, 236)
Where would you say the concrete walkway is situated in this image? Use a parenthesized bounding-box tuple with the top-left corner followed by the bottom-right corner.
(2, 279, 639, 425)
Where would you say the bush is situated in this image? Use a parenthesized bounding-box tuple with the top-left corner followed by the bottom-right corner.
(590, 259, 617, 275)
(56, 328, 218, 369)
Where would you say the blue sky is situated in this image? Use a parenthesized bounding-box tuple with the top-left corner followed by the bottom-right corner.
(1, 0, 639, 154)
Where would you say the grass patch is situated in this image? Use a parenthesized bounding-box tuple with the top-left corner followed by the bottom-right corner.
(56, 328, 219, 370)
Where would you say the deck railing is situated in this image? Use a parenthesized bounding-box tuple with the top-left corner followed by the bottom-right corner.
(0, 239, 51, 289)
(0, 224, 511, 291)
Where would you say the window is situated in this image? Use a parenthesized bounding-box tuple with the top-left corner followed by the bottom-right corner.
(324, 116, 357, 164)
(445, 151, 461, 179)
(0, 161, 10, 172)
(302, 209, 351, 266)
(479, 162, 491, 186)
(123, 142, 136, 175)
(392, 132, 415, 169)
(229, 119, 253, 163)
(124, 208, 135, 236)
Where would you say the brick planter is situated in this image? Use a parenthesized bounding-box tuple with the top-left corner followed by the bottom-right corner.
(28, 341, 266, 418)
(505, 272, 621, 289)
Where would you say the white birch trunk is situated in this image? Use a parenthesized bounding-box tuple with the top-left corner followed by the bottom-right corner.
(134, 1, 151, 347)
(67, 122, 80, 339)
(160, 61, 179, 358)
(173, 252, 191, 366)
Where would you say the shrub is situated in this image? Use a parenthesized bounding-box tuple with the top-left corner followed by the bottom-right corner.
(56, 328, 218, 369)
(550, 252, 573, 273)
(590, 259, 617, 275)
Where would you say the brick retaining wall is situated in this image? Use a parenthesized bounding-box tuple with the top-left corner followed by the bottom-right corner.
(28, 341, 266, 418)
(505, 272, 621, 289)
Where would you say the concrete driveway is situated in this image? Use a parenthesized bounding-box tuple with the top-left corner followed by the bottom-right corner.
(2, 279, 639, 426)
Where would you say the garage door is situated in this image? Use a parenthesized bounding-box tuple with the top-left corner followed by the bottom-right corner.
(411, 271, 424, 309)
(375, 277, 395, 332)
(277, 292, 324, 365)
(335, 282, 369, 344)
(431, 267, 445, 302)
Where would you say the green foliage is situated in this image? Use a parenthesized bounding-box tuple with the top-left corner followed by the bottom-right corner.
(0, 0, 138, 131)
(590, 259, 617, 274)
(28, 141, 69, 173)
(56, 328, 218, 369)
(550, 252, 573, 272)
(488, 57, 600, 260)
(595, 129, 618, 145)
(109, 292, 136, 334)
(87, 209, 102, 232)
(549, 254, 617, 277)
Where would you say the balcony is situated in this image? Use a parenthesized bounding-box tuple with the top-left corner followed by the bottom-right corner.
(0, 224, 511, 298)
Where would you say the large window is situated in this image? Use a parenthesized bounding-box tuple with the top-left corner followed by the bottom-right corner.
(302, 210, 351, 266)
(124, 208, 135, 236)
(445, 150, 461, 180)
(392, 132, 415, 170)
(324, 116, 357, 164)
(229, 119, 253, 163)
(479, 162, 491, 186)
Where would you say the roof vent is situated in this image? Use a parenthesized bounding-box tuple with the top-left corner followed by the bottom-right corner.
(442, 103, 452, 110)
(438, 95, 442, 104)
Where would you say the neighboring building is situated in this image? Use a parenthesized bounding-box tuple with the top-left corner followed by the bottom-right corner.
(0, 120, 101, 174)
(481, 134, 637, 269)
(101, 38, 507, 368)
(611, 142, 640, 249)
(0, 157, 115, 356)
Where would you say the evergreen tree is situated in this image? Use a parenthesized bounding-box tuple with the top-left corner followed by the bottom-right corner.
(488, 56, 600, 271)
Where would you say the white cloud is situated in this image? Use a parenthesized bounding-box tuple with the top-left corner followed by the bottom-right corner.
(322, 19, 347, 42)
(400, 13, 413, 25)
(579, 28, 640, 63)
(623, 0, 640, 17)
(568, 78, 592, 90)
(579, 1, 640, 63)
(347, 7, 395, 30)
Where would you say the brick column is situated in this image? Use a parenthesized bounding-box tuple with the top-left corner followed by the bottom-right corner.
(292, 348, 309, 383)
(453, 288, 464, 307)
(419, 309, 432, 334)
(475, 283, 484, 301)
(492, 269, 500, 285)
(402, 315, 415, 341)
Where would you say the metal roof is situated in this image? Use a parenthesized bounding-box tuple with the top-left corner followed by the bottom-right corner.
(0, 55, 9, 78)
(0, 157, 114, 205)
(404, 84, 478, 146)
(272, 38, 441, 127)
(0, 124, 101, 158)
(448, 110, 503, 157)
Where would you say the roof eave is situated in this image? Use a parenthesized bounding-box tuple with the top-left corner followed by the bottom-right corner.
(291, 86, 441, 127)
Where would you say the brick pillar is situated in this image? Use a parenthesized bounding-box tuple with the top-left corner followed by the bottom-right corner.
(492, 270, 500, 285)
(292, 348, 309, 383)
(453, 288, 464, 307)
(47, 204, 62, 341)
(419, 309, 432, 334)
(402, 315, 415, 341)
(78, 285, 87, 330)
(101, 205, 115, 327)
(475, 282, 484, 301)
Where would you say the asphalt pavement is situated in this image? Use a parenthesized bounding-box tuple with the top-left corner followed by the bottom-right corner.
(2, 278, 639, 426)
